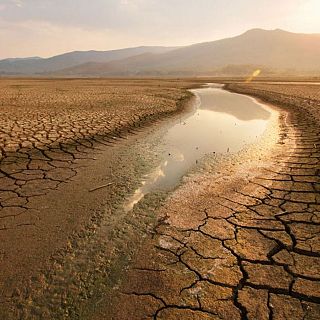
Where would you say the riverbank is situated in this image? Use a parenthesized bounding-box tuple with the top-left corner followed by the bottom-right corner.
(94, 83, 320, 319)
(1, 80, 319, 319)
(0, 79, 198, 318)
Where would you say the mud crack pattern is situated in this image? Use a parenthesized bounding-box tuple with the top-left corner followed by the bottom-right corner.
(106, 84, 320, 320)
(0, 79, 193, 231)
(0, 79, 197, 318)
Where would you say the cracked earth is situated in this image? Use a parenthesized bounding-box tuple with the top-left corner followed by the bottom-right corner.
(0, 78, 195, 318)
(0, 79, 193, 230)
(0, 80, 319, 319)
(100, 83, 320, 320)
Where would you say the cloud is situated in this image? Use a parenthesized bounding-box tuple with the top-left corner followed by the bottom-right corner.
(0, 0, 318, 59)
(0, 19, 152, 59)
(0, 0, 144, 30)
(11, 0, 23, 7)
(0, 0, 304, 33)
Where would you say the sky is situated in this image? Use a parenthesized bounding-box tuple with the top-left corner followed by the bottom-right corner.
(0, 0, 319, 59)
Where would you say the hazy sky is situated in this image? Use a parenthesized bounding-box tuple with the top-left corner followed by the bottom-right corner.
(0, 0, 319, 59)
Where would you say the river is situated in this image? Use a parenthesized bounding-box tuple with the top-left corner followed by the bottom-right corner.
(125, 84, 273, 211)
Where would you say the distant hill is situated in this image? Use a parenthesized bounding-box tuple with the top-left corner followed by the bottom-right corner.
(0, 46, 177, 75)
(1, 57, 42, 62)
(1, 29, 320, 76)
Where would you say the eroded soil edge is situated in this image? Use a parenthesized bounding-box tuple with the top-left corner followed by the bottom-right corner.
(98, 84, 320, 319)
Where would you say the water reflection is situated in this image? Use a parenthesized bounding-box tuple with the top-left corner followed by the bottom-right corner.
(198, 88, 270, 121)
(124, 161, 167, 212)
(124, 86, 272, 211)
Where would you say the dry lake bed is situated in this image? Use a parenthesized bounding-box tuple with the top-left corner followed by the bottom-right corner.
(0, 78, 319, 319)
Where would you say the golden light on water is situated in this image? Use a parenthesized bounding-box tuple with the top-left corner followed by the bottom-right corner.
(245, 69, 261, 83)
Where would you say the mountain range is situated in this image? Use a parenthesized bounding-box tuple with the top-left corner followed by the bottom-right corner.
(1, 29, 319, 77)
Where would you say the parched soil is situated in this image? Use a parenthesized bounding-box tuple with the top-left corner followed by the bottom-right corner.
(100, 83, 320, 319)
(0, 78, 197, 318)
(0, 78, 195, 210)
(0, 78, 194, 224)
(227, 83, 320, 122)
(0, 80, 319, 319)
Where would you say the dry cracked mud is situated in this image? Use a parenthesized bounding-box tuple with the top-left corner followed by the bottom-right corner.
(96, 83, 320, 320)
(0, 78, 197, 318)
(0, 80, 319, 319)
(0, 78, 194, 231)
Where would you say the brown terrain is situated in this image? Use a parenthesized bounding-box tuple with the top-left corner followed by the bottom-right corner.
(0, 79, 319, 319)
(100, 82, 320, 319)
(0, 78, 195, 318)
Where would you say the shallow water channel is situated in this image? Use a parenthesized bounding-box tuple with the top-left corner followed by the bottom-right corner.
(125, 84, 272, 211)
